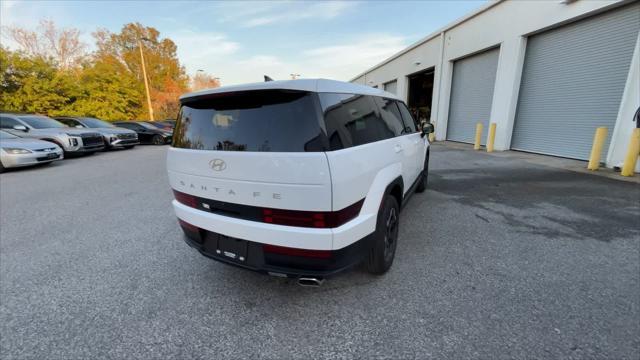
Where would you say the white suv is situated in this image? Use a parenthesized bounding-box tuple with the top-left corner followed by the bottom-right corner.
(167, 79, 432, 284)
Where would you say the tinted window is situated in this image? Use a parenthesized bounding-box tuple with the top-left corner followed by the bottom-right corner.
(0, 116, 21, 129)
(58, 118, 81, 127)
(319, 93, 395, 150)
(80, 118, 114, 128)
(116, 123, 140, 130)
(139, 122, 160, 130)
(174, 90, 327, 152)
(17, 116, 65, 129)
(374, 97, 406, 136)
(397, 101, 419, 132)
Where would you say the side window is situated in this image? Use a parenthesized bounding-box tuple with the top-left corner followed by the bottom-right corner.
(0, 116, 21, 129)
(60, 119, 79, 127)
(397, 101, 419, 132)
(374, 97, 406, 136)
(319, 93, 394, 150)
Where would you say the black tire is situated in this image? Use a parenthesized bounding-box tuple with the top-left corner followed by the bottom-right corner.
(0, 160, 5, 173)
(152, 135, 164, 145)
(415, 151, 430, 193)
(366, 195, 400, 275)
(124, 145, 135, 149)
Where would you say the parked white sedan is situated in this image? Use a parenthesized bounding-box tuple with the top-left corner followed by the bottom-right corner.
(0, 130, 63, 172)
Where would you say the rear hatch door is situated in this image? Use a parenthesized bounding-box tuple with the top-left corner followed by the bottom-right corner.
(167, 89, 332, 212)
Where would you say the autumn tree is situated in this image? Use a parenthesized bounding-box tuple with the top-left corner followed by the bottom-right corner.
(93, 23, 188, 120)
(3, 20, 87, 69)
(191, 71, 221, 91)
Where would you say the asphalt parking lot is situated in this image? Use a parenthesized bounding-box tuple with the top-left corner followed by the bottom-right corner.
(1, 144, 639, 359)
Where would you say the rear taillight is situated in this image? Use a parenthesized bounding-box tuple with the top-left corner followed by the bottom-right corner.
(173, 188, 363, 229)
(173, 190, 197, 208)
(263, 244, 332, 259)
(262, 199, 363, 228)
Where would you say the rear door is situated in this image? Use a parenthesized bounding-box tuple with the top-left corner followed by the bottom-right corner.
(374, 97, 420, 188)
(397, 101, 427, 175)
(168, 90, 332, 212)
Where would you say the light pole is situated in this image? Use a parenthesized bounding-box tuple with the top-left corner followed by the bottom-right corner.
(138, 37, 154, 121)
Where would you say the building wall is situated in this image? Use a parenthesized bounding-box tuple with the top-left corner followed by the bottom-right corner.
(351, 0, 639, 168)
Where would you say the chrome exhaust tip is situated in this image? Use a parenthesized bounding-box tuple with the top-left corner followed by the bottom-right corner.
(297, 277, 325, 287)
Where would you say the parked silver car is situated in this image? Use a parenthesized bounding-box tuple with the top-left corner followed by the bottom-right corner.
(55, 116, 139, 149)
(0, 113, 105, 155)
(0, 130, 63, 172)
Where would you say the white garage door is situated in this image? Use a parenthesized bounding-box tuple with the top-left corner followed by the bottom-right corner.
(511, 3, 640, 160)
(446, 47, 500, 144)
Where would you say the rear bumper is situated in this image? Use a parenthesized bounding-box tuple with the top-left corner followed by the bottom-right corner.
(180, 223, 372, 278)
(172, 200, 375, 250)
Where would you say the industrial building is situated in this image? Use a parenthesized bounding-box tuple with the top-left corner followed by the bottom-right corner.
(351, 0, 640, 170)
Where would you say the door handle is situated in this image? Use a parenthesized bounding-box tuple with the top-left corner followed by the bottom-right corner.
(394, 145, 403, 153)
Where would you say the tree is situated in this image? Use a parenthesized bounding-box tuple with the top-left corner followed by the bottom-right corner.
(93, 23, 188, 119)
(1, 21, 189, 121)
(191, 71, 221, 91)
(65, 58, 144, 121)
(3, 20, 87, 69)
(0, 46, 79, 114)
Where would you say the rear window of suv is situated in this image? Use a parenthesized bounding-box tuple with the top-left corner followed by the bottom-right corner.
(173, 90, 327, 152)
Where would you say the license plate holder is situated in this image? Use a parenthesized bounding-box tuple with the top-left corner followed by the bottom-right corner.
(216, 235, 248, 263)
(46, 153, 58, 159)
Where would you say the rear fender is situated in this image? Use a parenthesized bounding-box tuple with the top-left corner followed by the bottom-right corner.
(331, 162, 403, 249)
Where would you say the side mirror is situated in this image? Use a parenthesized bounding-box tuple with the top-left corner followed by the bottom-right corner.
(421, 123, 434, 137)
(13, 125, 28, 132)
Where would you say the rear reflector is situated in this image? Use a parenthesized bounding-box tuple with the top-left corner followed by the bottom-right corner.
(263, 244, 332, 259)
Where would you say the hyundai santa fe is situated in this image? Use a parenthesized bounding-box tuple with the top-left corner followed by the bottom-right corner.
(168, 79, 433, 285)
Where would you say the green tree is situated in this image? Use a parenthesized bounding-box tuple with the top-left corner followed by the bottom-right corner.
(0, 46, 79, 114)
(65, 58, 144, 121)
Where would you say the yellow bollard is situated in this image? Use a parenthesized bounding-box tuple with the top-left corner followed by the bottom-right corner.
(621, 128, 640, 177)
(587, 127, 608, 170)
(473, 122, 483, 150)
(486, 123, 496, 153)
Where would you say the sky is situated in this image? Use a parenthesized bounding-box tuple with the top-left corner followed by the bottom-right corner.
(0, 0, 486, 85)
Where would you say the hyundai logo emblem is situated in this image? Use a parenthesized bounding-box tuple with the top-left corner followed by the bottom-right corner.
(209, 159, 227, 171)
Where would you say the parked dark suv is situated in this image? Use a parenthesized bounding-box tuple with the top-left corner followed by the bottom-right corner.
(113, 121, 172, 145)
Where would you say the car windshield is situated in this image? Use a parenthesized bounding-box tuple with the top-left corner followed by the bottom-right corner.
(81, 118, 114, 128)
(139, 122, 159, 130)
(18, 116, 66, 129)
(0, 130, 19, 139)
(173, 90, 325, 152)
